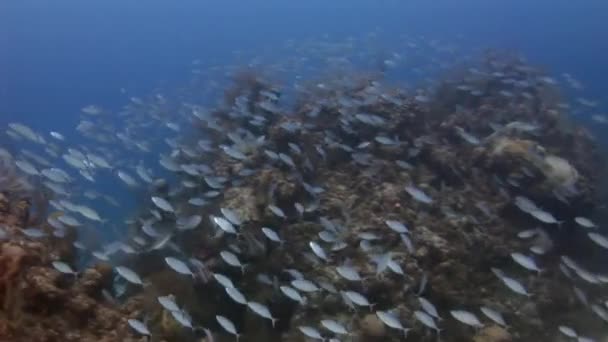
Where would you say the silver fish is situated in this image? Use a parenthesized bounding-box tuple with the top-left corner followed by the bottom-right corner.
(117, 170, 139, 187)
(278, 153, 295, 168)
(77, 205, 103, 222)
(149, 233, 173, 251)
(151, 196, 174, 213)
(294, 203, 304, 216)
(87, 154, 111, 169)
(558, 326, 577, 338)
(320, 319, 348, 335)
(213, 272, 235, 289)
(15, 160, 39, 175)
(510, 252, 541, 273)
(414, 310, 440, 332)
(343, 290, 373, 308)
(127, 319, 150, 336)
(418, 297, 440, 320)
(371, 252, 392, 275)
(530, 244, 549, 255)
(318, 230, 337, 243)
(158, 294, 180, 312)
(455, 127, 480, 145)
(359, 232, 381, 241)
(52, 261, 76, 274)
(136, 164, 154, 183)
(291, 279, 320, 292)
(115, 266, 144, 285)
(400, 234, 415, 254)
(216, 315, 240, 339)
(177, 215, 202, 230)
(41, 168, 71, 183)
(309, 241, 328, 261)
(288, 142, 302, 155)
(575, 217, 596, 228)
(591, 304, 608, 322)
(588, 232, 608, 249)
(480, 307, 506, 327)
(450, 310, 483, 327)
(247, 301, 278, 327)
(405, 185, 433, 204)
(298, 326, 324, 340)
(21, 228, 47, 238)
(221, 145, 247, 160)
(280, 285, 305, 304)
(171, 309, 193, 329)
(375, 135, 399, 145)
(63, 154, 86, 170)
(188, 197, 207, 206)
(57, 215, 82, 227)
(336, 265, 361, 282)
(221, 207, 243, 225)
(385, 220, 408, 233)
(499, 275, 530, 296)
(92, 251, 109, 261)
(376, 310, 408, 333)
(517, 229, 538, 239)
(268, 204, 286, 219)
(284, 269, 304, 280)
(265, 149, 279, 160)
(220, 250, 246, 273)
(261, 227, 282, 243)
(165, 257, 193, 276)
(213, 216, 238, 235)
(225, 286, 247, 305)
(528, 209, 560, 224)
(9, 123, 40, 142)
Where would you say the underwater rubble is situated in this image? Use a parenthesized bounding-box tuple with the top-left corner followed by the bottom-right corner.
(2, 53, 608, 342)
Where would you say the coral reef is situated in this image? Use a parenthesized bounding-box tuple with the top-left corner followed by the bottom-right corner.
(175, 54, 607, 341)
(0, 199, 141, 341)
(2, 53, 608, 342)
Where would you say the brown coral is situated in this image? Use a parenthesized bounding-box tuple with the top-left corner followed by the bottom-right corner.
(0, 243, 26, 320)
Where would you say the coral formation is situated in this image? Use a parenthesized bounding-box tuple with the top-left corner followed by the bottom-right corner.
(0, 198, 138, 341)
(2, 52, 607, 342)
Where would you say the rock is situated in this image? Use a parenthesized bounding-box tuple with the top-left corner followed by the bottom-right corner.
(24, 266, 65, 301)
(415, 225, 449, 251)
(0, 193, 8, 214)
(66, 293, 96, 315)
(222, 186, 260, 222)
(360, 313, 386, 338)
(0, 243, 27, 286)
(538, 154, 578, 189)
(473, 325, 512, 342)
(378, 182, 402, 208)
(77, 264, 112, 296)
(487, 137, 537, 159)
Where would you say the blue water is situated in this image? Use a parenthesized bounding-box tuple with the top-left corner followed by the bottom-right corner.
(2, 1, 607, 127)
